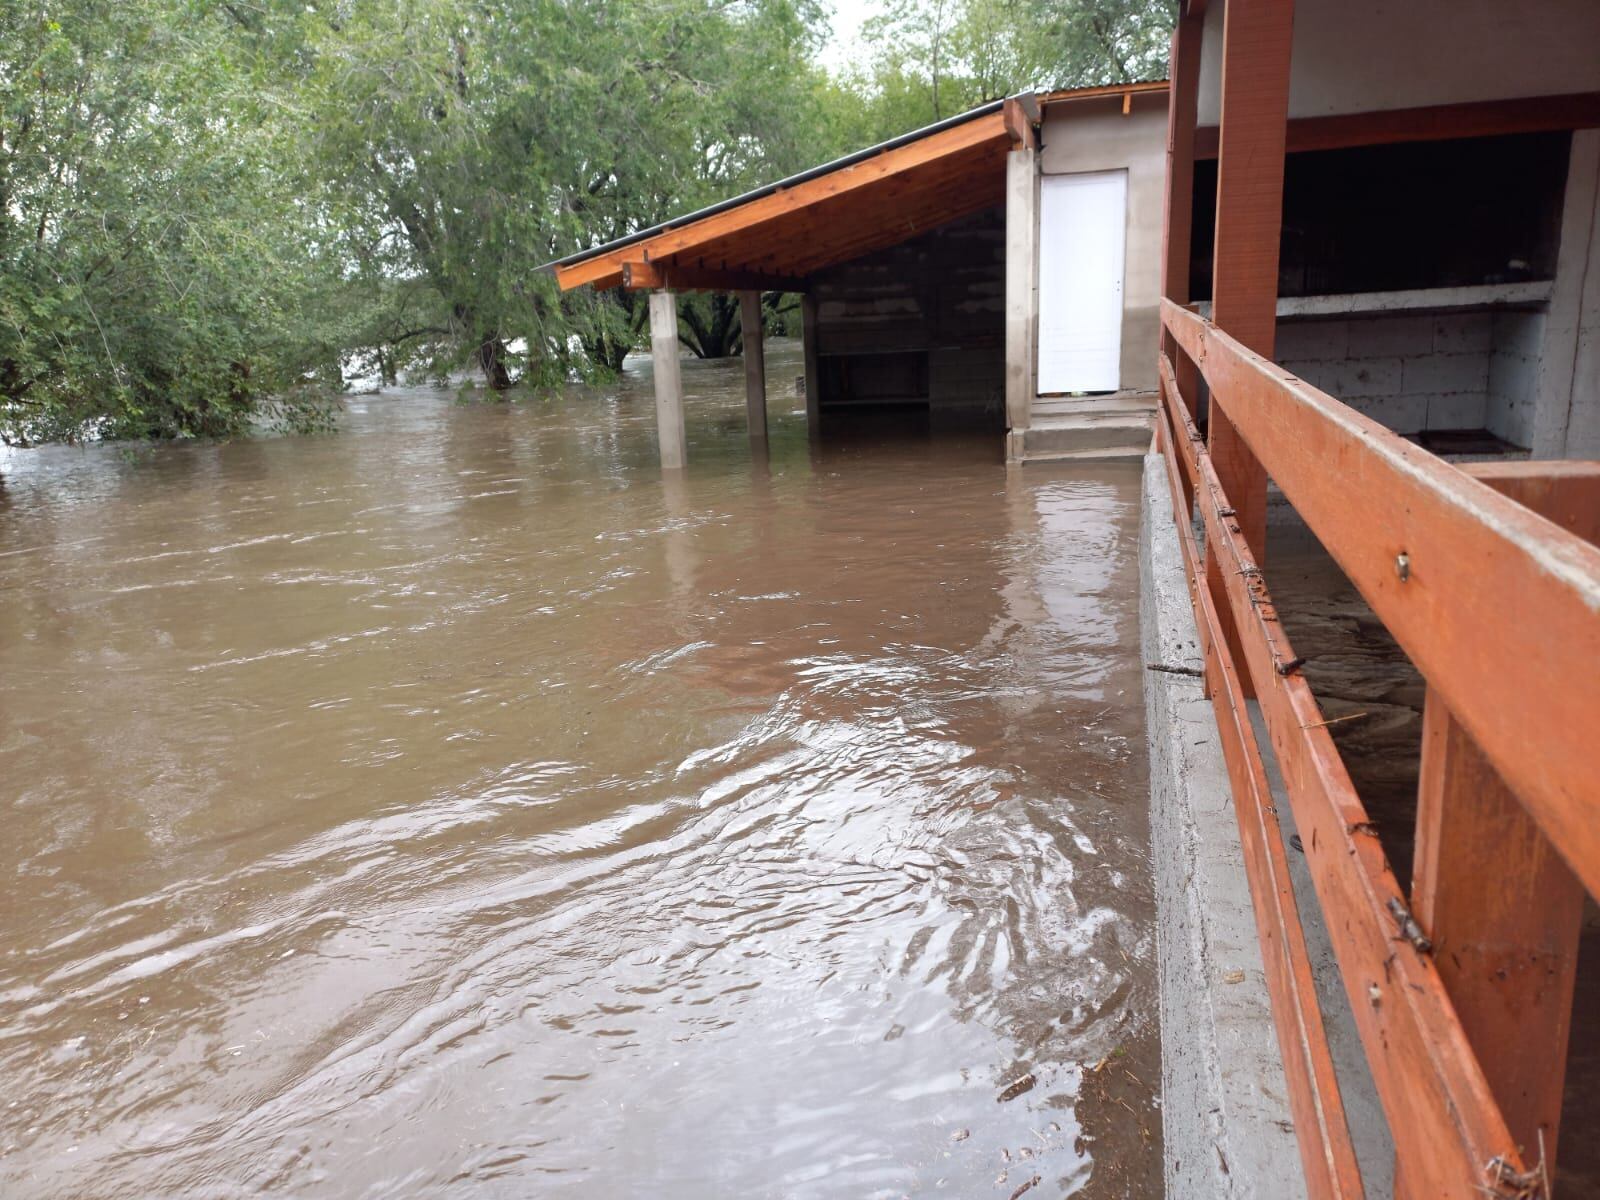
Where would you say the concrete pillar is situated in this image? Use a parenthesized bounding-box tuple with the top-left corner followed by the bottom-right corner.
(1005, 145, 1039, 444)
(1532, 129, 1600, 458)
(648, 289, 687, 469)
(739, 290, 768, 442)
(801, 293, 821, 436)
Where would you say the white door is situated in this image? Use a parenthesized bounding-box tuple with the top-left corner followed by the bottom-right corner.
(1037, 170, 1127, 394)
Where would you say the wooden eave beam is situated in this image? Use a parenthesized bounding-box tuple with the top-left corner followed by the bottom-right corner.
(737, 184, 1005, 277)
(553, 110, 1009, 292)
(1036, 79, 1169, 109)
(620, 261, 805, 293)
(1003, 95, 1039, 149)
(1194, 90, 1600, 158)
(683, 147, 1007, 277)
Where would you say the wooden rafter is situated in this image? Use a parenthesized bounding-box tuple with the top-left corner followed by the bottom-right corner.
(554, 110, 1009, 292)
(621, 261, 804, 293)
(1036, 79, 1169, 108)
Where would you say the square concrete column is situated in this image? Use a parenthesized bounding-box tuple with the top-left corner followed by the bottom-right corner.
(739, 290, 767, 442)
(1005, 145, 1039, 441)
(800, 293, 821, 436)
(648, 289, 687, 469)
(1532, 128, 1600, 457)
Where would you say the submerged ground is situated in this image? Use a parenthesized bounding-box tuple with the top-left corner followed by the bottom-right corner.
(0, 341, 1159, 1198)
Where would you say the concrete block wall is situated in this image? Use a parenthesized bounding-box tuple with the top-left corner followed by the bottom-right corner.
(1273, 310, 1548, 439)
(1487, 311, 1544, 448)
(809, 207, 1004, 416)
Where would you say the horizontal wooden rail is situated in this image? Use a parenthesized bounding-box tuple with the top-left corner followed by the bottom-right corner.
(1155, 364, 1365, 1199)
(1151, 301, 1600, 1196)
(1162, 298, 1600, 901)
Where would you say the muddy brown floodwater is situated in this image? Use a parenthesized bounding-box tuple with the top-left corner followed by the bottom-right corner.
(0, 341, 1159, 1199)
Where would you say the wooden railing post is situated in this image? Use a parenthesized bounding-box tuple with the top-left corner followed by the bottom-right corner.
(1409, 462, 1600, 1185)
(1160, 4, 1205, 510)
(1162, 301, 1600, 1197)
(1205, 0, 1293, 697)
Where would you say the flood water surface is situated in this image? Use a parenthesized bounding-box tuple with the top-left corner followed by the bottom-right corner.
(1, 343, 1158, 1198)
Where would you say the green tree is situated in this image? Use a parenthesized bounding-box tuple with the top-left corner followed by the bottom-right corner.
(299, 0, 831, 390)
(843, 0, 1173, 138)
(0, 0, 342, 444)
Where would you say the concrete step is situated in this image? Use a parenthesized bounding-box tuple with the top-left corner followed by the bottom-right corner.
(1018, 441, 1150, 464)
(1033, 390, 1158, 419)
(1020, 412, 1155, 456)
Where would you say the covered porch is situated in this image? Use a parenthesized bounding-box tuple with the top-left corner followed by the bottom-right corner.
(550, 100, 1022, 467)
(548, 83, 1169, 468)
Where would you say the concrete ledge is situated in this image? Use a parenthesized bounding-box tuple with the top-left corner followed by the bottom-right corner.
(1139, 453, 1306, 1199)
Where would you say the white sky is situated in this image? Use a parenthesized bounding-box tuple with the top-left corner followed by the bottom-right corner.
(819, 0, 878, 72)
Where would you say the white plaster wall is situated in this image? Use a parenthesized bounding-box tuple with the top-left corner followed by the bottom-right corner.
(1196, 0, 1600, 126)
(1038, 97, 1167, 394)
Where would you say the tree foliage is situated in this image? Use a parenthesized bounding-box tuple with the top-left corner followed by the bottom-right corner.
(0, 1, 343, 443)
(0, 0, 1172, 446)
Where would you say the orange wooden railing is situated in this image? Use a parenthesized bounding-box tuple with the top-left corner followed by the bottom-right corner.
(1153, 298, 1600, 1200)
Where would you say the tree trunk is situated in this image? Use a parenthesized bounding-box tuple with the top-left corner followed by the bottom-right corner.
(678, 293, 741, 359)
(477, 333, 513, 390)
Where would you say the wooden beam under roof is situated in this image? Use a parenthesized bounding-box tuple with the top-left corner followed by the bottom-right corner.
(1194, 90, 1600, 158)
(554, 110, 1009, 292)
(1003, 95, 1039, 148)
(620, 261, 805, 293)
(1036, 79, 1168, 108)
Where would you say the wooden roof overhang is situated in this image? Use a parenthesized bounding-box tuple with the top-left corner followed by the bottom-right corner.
(550, 102, 1025, 294)
(1038, 78, 1170, 116)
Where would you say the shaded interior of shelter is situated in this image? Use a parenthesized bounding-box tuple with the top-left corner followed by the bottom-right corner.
(1191, 129, 1576, 455)
(1255, 497, 1600, 1195)
(809, 206, 1007, 431)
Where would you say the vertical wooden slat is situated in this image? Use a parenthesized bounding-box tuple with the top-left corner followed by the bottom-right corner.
(1206, 0, 1293, 697)
(1409, 462, 1600, 1182)
(1412, 697, 1583, 1177)
(1161, 6, 1206, 465)
(1160, 300, 1598, 1196)
(1163, 299, 1600, 907)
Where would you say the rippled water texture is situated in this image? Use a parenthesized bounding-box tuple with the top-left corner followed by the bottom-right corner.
(0, 342, 1158, 1198)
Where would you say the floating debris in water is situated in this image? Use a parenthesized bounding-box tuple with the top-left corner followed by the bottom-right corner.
(1008, 1175, 1041, 1199)
(996, 1072, 1035, 1103)
(951, 1128, 970, 1143)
